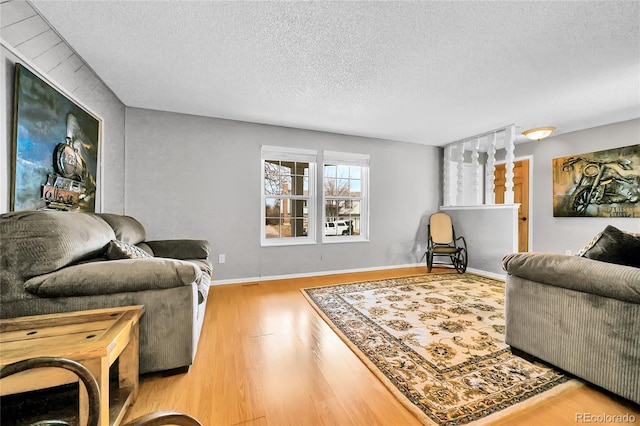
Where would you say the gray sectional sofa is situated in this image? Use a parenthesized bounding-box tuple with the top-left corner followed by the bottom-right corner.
(502, 251, 640, 404)
(0, 210, 212, 374)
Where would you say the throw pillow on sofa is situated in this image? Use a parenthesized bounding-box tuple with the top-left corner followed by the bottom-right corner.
(106, 240, 152, 260)
(577, 225, 640, 268)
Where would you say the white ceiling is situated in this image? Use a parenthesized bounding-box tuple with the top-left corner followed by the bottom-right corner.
(31, 1, 640, 147)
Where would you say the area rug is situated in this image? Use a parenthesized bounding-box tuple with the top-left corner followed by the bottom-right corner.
(301, 274, 581, 425)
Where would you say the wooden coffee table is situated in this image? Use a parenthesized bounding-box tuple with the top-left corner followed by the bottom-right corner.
(0, 306, 145, 426)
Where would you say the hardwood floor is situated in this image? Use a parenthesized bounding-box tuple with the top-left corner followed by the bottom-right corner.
(122, 267, 639, 426)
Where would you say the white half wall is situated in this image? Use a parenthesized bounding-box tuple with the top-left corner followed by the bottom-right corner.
(441, 204, 518, 276)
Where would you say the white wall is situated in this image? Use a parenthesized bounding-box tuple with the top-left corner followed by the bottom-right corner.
(1, 0, 126, 213)
(124, 107, 441, 281)
(512, 119, 640, 253)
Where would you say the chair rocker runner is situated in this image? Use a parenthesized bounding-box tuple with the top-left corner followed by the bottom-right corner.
(422, 212, 468, 273)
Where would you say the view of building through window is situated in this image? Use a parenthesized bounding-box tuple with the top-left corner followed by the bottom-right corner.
(323, 164, 362, 236)
(264, 160, 310, 239)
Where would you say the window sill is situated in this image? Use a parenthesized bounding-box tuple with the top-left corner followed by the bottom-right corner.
(261, 238, 317, 247)
(322, 236, 369, 244)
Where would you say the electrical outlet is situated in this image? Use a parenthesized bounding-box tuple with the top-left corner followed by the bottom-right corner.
(218, 254, 226, 263)
(565, 250, 572, 256)
(416, 244, 422, 252)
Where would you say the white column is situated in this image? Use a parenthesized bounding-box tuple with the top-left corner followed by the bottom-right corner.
(504, 125, 516, 204)
(485, 132, 497, 204)
(456, 141, 465, 206)
(471, 137, 480, 205)
(443, 145, 452, 206)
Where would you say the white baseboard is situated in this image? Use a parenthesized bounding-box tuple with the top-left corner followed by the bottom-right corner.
(212, 264, 504, 286)
(466, 267, 506, 281)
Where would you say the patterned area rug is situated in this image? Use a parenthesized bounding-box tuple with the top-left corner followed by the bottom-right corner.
(302, 274, 580, 425)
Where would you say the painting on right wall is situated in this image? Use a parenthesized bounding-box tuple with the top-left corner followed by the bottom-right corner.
(552, 144, 640, 217)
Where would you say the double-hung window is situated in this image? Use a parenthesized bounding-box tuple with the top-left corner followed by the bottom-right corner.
(261, 146, 316, 246)
(322, 151, 369, 242)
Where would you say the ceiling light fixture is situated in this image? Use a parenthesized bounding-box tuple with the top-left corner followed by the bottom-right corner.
(522, 127, 555, 141)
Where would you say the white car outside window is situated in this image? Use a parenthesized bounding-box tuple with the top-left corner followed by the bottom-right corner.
(324, 221, 350, 236)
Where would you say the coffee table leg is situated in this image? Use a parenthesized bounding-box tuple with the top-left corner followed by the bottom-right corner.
(83, 358, 109, 426)
(119, 322, 140, 398)
(79, 379, 88, 426)
(98, 358, 110, 426)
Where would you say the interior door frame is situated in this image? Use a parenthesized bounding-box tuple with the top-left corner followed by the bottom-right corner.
(495, 155, 533, 251)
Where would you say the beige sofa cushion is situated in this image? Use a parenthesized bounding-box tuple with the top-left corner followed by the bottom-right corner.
(24, 258, 201, 297)
(97, 213, 146, 244)
(0, 211, 115, 279)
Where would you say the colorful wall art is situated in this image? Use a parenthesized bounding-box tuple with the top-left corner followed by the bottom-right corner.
(11, 63, 100, 212)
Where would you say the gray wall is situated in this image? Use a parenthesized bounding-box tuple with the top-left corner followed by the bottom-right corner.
(1, 0, 126, 214)
(512, 119, 640, 253)
(124, 107, 441, 281)
(3, 0, 637, 280)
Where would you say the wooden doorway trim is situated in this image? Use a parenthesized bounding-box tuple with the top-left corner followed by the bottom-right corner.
(494, 155, 533, 251)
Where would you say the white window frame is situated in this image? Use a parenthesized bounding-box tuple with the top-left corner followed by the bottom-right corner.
(261, 146, 317, 246)
(322, 151, 370, 244)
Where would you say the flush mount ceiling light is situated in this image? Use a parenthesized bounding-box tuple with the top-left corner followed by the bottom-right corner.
(522, 127, 555, 141)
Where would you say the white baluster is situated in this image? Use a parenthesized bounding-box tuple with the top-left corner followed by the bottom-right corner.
(443, 145, 452, 206)
(485, 132, 497, 204)
(456, 141, 465, 206)
(504, 125, 516, 204)
(471, 137, 480, 205)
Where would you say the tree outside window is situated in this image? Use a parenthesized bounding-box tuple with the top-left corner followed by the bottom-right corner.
(261, 146, 316, 246)
(323, 152, 369, 241)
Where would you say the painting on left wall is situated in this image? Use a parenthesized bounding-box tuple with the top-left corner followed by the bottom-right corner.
(11, 63, 100, 212)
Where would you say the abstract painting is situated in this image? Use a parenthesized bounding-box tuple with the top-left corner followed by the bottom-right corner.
(552, 145, 640, 217)
(11, 63, 100, 212)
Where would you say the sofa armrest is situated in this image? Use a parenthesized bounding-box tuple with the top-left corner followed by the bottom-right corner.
(24, 258, 201, 297)
(502, 252, 640, 303)
(145, 240, 210, 260)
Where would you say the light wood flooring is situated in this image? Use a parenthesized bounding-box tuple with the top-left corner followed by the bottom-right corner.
(122, 267, 640, 425)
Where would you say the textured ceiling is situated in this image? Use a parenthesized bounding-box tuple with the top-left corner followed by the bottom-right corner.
(31, 1, 640, 146)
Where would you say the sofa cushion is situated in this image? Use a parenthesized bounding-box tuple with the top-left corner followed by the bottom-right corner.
(0, 211, 115, 279)
(186, 259, 213, 304)
(146, 239, 210, 260)
(106, 240, 153, 260)
(577, 225, 640, 268)
(187, 259, 213, 278)
(97, 213, 146, 244)
(503, 252, 640, 303)
(24, 258, 201, 297)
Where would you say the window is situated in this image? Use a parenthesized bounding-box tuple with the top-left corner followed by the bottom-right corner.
(261, 146, 316, 246)
(323, 151, 369, 242)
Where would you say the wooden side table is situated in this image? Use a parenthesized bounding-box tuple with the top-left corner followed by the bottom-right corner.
(0, 306, 145, 426)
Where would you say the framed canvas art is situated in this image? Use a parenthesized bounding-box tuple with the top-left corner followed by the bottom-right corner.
(552, 144, 640, 217)
(11, 63, 100, 212)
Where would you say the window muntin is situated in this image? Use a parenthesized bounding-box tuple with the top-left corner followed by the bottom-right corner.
(261, 147, 316, 246)
(323, 151, 369, 242)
